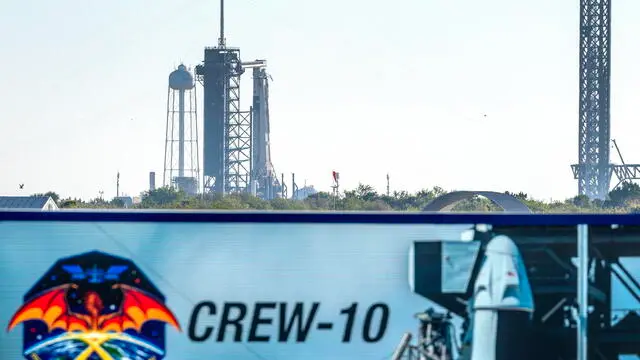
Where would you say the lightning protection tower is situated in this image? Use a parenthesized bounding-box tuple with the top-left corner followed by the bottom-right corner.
(571, 1, 640, 197)
(571, 0, 612, 200)
(163, 64, 200, 195)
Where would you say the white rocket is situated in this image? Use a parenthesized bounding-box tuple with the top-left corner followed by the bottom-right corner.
(469, 235, 535, 360)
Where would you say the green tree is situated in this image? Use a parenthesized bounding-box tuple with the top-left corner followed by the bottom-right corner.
(609, 182, 640, 206)
(353, 183, 379, 202)
(304, 192, 333, 210)
(110, 198, 126, 208)
(59, 198, 84, 208)
(505, 191, 528, 201)
(35, 184, 640, 213)
(31, 191, 60, 204)
(570, 194, 591, 208)
(140, 187, 185, 207)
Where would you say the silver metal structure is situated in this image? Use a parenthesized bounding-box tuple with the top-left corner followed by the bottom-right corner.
(422, 191, 531, 213)
(577, 224, 589, 360)
(197, 0, 287, 197)
(197, 0, 250, 195)
(572, 138, 640, 193)
(163, 64, 200, 195)
(571, 0, 612, 200)
(225, 63, 251, 194)
(391, 309, 456, 360)
(570, 1, 640, 199)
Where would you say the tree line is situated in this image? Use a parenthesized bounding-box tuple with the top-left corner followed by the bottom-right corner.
(30, 181, 640, 213)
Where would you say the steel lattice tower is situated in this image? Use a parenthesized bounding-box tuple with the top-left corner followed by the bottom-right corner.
(196, 0, 287, 198)
(572, 0, 612, 200)
(225, 59, 252, 194)
(196, 0, 251, 195)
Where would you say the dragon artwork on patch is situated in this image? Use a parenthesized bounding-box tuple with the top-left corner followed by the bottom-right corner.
(6, 251, 181, 360)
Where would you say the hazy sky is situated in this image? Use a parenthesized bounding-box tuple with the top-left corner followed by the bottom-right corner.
(1, 0, 640, 200)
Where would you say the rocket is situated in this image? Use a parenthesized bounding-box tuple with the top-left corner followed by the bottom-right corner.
(469, 235, 534, 360)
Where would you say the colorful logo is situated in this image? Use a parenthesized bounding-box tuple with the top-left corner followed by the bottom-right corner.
(7, 251, 181, 360)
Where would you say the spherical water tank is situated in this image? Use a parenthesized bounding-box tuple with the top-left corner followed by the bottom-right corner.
(169, 64, 195, 90)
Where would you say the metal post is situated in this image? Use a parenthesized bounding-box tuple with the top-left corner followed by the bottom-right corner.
(333, 186, 337, 210)
(386, 173, 390, 196)
(292, 173, 296, 200)
(577, 224, 589, 360)
(391, 333, 412, 360)
(218, 0, 225, 47)
(178, 89, 185, 177)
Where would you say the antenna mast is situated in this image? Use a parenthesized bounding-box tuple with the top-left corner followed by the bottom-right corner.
(386, 173, 390, 196)
(218, 0, 226, 48)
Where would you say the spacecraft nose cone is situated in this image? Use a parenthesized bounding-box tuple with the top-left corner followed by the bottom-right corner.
(486, 235, 520, 257)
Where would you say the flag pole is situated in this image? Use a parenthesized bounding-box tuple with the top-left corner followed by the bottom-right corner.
(332, 171, 340, 210)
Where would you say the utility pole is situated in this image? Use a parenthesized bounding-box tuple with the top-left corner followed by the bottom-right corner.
(281, 173, 287, 199)
(386, 173, 390, 197)
(292, 173, 299, 200)
(332, 171, 340, 210)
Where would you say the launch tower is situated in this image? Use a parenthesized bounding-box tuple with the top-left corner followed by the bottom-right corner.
(196, 0, 250, 194)
(570, 0, 612, 200)
(570, 0, 640, 199)
(195, 0, 285, 198)
(163, 64, 200, 195)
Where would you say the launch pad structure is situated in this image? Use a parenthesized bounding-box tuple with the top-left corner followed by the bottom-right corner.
(195, 0, 285, 200)
(164, 0, 640, 203)
(571, 0, 640, 199)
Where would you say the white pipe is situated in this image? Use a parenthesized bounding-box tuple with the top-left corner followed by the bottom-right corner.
(391, 332, 412, 360)
(178, 89, 185, 177)
(577, 224, 589, 360)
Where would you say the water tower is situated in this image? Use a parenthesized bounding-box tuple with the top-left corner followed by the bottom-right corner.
(163, 64, 200, 195)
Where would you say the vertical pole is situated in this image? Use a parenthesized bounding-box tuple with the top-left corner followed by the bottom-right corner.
(292, 173, 295, 200)
(336, 180, 339, 210)
(219, 0, 225, 47)
(149, 172, 156, 191)
(178, 89, 185, 177)
(163, 86, 171, 188)
(168, 87, 177, 189)
(333, 185, 337, 210)
(386, 173, 390, 196)
(577, 224, 589, 360)
(249, 106, 253, 186)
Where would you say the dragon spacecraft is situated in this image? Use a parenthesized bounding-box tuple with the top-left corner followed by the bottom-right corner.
(408, 232, 535, 360)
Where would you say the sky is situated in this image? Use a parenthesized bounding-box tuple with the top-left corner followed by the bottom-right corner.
(1, 0, 640, 201)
